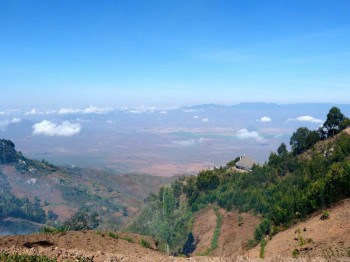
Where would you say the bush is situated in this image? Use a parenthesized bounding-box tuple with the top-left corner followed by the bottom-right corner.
(0, 252, 55, 262)
(108, 232, 119, 239)
(320, 210, 330, 220)
(42, 226, 67, 234)
(292, 249, 300, 258)
(63, 210, 99, 231)
(140, 239, 152, 249)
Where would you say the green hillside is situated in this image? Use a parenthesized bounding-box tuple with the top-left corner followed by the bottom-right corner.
(129, 107, 350, 255)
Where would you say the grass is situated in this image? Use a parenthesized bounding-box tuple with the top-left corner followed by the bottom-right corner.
(296, 228, 305, 247)
(108, 231, 119, 239)
(41, 226, 67, 234)
(0, 252, 55, 262)
(140, 239, 152, 249)
(121, 236, 134, 243)
(259, 239, 267, 259)
(108, 231, 134, 243)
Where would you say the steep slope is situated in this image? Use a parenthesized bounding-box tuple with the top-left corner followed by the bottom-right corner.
(191, 206, 260, 257)
(248, 198, 350, 260)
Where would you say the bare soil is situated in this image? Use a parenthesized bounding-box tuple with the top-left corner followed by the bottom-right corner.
(248, 198, 350, 260)
(213, 209, 260, 257)
(191, 206, 260, 257)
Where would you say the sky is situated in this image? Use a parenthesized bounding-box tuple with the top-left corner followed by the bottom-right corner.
(1, 0, 350, 109)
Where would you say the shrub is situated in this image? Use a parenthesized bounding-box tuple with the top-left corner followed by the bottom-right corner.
(42, 226, 67, 234)
(120, 236, 134, 243)
(140, 239, 152, 249)
(292, 249, 300, 258)
(320, 210, 330, 220)
(259, 239, 267, 259)
(108, 232, 119, 239)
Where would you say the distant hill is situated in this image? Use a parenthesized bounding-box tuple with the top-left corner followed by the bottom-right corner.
(0, 140, 174, 234)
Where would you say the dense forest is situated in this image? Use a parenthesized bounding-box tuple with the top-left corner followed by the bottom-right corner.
(129, 107, 350, 255)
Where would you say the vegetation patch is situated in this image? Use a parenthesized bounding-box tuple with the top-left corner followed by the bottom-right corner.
(140, 239, 152, 249)
(259, 239, 267, 259)
(42, 226, 67, 235)
(292, 248, 300, 258)
(108, 231, 119, 239)
(0, 252, 55, 262)
(320, 210, 330, 220)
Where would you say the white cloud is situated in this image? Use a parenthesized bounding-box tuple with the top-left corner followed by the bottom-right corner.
(172, 139, 196, 146)
(236, 129, 265, 142)
(202, 118, 209, 122)
(126, 109, 144, 114)
(82, 106, 112, 114)
(159, 110, 167, 114)
(0, 118, 22, 131)
(172, 137, 207, 146)
(183, 108, 203, 113)
(26, 108, 41, 115)
(193, 115, 199, 119)
(260, 116, 272, 122)
(10, 118, 22, 124)
(58, 108, 80, 114)
(58, 106, 112, 115)
(32, 120, 81, 137)
(288, 116, 323, 124)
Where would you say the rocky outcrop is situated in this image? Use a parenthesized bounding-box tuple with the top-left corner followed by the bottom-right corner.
(0, 139, 17, 164)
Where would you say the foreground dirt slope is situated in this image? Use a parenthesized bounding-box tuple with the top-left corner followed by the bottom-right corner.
(0, 231, 165, 261)
(0, 227, 349, 261)
(248, 198, 350, 260)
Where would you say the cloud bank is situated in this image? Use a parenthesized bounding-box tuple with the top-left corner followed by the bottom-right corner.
(236, 129, 265, 142)
(58, 106, 113, 115)
(288, 116, 323, 124)
(32, 120, 81, 136)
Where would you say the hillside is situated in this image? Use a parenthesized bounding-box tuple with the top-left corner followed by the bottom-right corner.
(129, 107, 350, 260)
(248, 198, 350, 260)
(0, 139, 174, 234)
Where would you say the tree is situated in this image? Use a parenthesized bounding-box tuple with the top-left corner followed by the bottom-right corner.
(339, 117, 350, 131)
(196, 170, 219, 191)
(277, 143, 288, 157)
(323, 107, 345, 138)
(290, 127, 315, 155)
(63, 210, 99, 230)
(162, 187, 175, 217)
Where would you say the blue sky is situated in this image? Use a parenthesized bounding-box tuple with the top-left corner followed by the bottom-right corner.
(1, 0, 350, 109)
